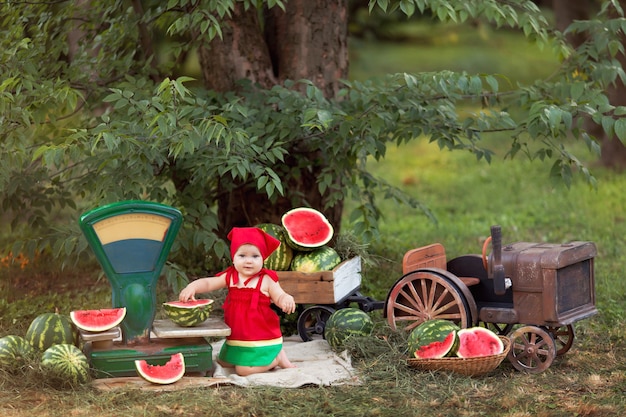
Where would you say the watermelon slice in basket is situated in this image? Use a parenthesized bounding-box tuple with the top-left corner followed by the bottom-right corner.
(70, 307, 126, 333)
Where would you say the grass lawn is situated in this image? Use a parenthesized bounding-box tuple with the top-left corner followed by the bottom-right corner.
(2, 20, 626, 417)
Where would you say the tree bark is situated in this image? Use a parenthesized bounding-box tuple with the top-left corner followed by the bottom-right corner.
(196, 0, 348, 237)
(553, 0, 626, 170)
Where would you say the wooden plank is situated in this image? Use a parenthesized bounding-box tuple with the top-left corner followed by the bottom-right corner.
(152, 317, 231, 338)
(277, 270, 334, 281)
(332, 257, 361, 302)
(91, 376, 232, 391)
(279, 280, 335, 304)
(276, 257, 361, 305)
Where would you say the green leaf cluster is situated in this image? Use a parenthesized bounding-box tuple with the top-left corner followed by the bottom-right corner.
(1, 0, 625, 282)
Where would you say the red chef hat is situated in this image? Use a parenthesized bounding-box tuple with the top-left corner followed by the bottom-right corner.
(227, 227, 281, 261)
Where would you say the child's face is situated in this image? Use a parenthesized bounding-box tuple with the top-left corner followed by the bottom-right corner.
(232, 244, 264, 278)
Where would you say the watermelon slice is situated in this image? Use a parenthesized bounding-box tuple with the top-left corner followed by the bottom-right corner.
(70, 307, 126, 333)
(456, 327, 504, 358)
(414, 331, 458, 359)
(135, 352, 185, 385)
(408, 319, 460, 359)
(281, 207, 334, 251)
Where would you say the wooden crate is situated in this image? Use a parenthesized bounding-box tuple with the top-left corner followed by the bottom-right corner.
(276, 257, 362, 305)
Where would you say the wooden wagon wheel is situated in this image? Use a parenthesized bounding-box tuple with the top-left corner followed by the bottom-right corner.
(543, 325, 575, 356)
(297, 305, 336, 342)
(508, 326, 556, 373)
(385, 269, 477, 332)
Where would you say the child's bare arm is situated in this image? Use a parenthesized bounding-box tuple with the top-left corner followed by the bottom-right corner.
(179, 275, 227, 301)
(267, 280, 296, 314)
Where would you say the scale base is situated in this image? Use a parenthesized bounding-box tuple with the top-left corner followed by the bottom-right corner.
(86, 337, 213, 379)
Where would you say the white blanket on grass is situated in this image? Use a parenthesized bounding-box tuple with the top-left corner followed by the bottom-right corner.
(211, 336, 360, 388)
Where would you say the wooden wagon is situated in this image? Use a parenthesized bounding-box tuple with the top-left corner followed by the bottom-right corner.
(277, 256, 383, 341)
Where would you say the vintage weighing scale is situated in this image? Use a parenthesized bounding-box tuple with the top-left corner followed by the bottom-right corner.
(78, 200, 230, 378)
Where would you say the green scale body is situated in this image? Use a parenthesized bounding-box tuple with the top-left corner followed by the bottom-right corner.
(79, 200, 182, 344)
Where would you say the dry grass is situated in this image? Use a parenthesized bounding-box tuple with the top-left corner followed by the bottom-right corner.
(1, 310, 625, 417)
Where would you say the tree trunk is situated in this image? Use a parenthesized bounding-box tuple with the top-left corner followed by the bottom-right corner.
(197, 0, 348, 237)
(554, 0, 626, 170)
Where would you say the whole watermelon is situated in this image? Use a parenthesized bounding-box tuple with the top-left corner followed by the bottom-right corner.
(407, 319, 460, 359)
(26, 312, 77, 352)
(256, 223, 294, 270)
(41, 343, 90, 386)
(324, 308, 374, 350)
(291, 246, 341, 273)
(0, 335, 36, 373)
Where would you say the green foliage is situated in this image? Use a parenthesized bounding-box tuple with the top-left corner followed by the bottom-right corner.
(2, 0, 626, 291)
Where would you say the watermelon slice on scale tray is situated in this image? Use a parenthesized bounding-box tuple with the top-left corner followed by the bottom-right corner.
(70, 307, 127, 333)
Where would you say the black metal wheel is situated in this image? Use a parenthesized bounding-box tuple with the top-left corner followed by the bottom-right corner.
(297, 305, 336, 342)
(508, 326, 556, 373)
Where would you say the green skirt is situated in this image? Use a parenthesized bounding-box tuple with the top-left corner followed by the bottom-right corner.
(218, 337, 283, 367)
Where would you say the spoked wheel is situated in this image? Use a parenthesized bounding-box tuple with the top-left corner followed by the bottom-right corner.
(480, 322, 514, 336)
(297, 305, 336, 342)
(544, 325, 575, 356)
(508, 326, 556, 373)
(385, 269, 477, 332)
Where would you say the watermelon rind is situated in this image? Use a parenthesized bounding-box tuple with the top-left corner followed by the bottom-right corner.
(0, 335, 36, 373)
(290, 246, 341, 273)
(70, 307, 127, 333)
(408, 319, 461, 358)
(256, 223, 294, 270)
(41, 343, 90, 386)
(456, 327, 504, 358)
(135, 352, 185, 385)
(25, 313, 77, 352)
(324, 308, 374, 351)
(163, 299, 214, 327)
(281, 207, 334, 251)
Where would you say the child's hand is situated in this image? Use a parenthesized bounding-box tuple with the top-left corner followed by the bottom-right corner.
(179, 287, 196, 302)
(277, 293, 296, 314)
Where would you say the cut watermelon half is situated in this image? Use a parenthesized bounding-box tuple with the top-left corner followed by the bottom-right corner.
(162, 299, 214, 327)
(70, 307, 126, 333)
(163, 299, 214, 309)
(281, 207, 334, 251)
(135, 352, 185, 385)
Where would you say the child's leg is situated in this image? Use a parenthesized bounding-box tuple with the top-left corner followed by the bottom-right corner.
(234, 348, 296, 376)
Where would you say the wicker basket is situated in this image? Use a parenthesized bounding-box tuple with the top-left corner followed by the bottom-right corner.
(407, 336, 511, 377)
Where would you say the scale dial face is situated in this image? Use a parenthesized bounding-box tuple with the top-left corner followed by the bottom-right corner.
(93, 213, 172, 244)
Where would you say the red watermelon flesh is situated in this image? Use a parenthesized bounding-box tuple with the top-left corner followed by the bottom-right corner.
(414, 331, 457, 359)
(163, 300, 213, 308)
(281, 207, 334, 250)
(70, 307, 126, 333)
(135, 352, 185, 385)
(456, 327, 504, 358)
